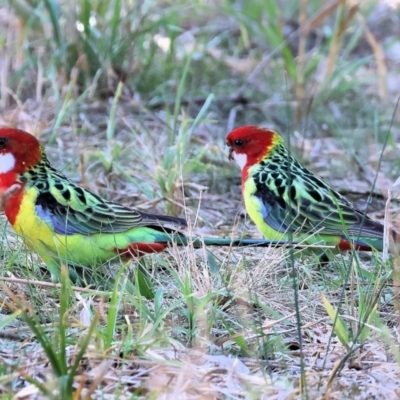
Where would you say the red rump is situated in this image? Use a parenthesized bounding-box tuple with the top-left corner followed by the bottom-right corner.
(114, 242, 168, 258)
(337, 239, 372, 252)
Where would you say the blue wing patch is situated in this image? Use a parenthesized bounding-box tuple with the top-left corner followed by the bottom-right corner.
(36, 204, 81, 235)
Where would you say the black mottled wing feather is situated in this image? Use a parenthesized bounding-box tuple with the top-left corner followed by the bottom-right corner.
(30, 165, 186, 236)
(252, 149, 384, 240)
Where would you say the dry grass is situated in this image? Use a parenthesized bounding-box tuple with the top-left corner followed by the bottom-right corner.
(0, 0, 400, 398)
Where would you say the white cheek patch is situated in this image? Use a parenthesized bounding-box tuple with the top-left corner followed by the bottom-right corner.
(0, 153, 16, 174)
(233, 153, 248, 170)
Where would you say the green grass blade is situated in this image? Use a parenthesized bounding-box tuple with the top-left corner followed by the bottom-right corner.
(110, 0, 123, 51)
(107, 81, 124, 141)
(67, 313, 99, 390)
(321, 293, 350, 348)
(43, 0, 61, 47)
(104, 261, 129, 349)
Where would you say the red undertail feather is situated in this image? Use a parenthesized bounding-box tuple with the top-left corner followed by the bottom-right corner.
(113, 242, 169, 259)
(337, 239, 372, 252)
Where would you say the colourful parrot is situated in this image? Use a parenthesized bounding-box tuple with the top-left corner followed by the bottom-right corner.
(0, 128, 288, 281)
(226, 125, 398, 254)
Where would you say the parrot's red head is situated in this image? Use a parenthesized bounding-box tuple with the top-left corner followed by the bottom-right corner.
(226, 125, 282, 171)
(0, 128, 44, 223)
(0, 128, 43, 176)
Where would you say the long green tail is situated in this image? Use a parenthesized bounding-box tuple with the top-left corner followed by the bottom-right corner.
(165, 233, 298, 248)
(199, 236, 291, 247)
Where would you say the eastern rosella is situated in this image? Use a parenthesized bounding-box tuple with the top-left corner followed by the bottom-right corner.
(0, 128, 288, 281)
(226, 125, 398, 254)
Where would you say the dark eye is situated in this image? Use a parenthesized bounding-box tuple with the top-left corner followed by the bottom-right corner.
(234, 139, 244, 147)
(0, 137, 8, 147)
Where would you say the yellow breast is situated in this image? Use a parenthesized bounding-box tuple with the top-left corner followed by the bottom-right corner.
(242, 171, 286, 241)
(12, 187, 113, 268)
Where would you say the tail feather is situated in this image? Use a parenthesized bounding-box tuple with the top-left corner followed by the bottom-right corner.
(163, 233, 300, 248)
(341, 229, 400, 253)
(197, 237, 290, 248)
(141, 212, 187, 230)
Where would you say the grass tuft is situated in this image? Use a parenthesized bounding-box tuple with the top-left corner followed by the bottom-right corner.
(1, 0, 400, 397)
